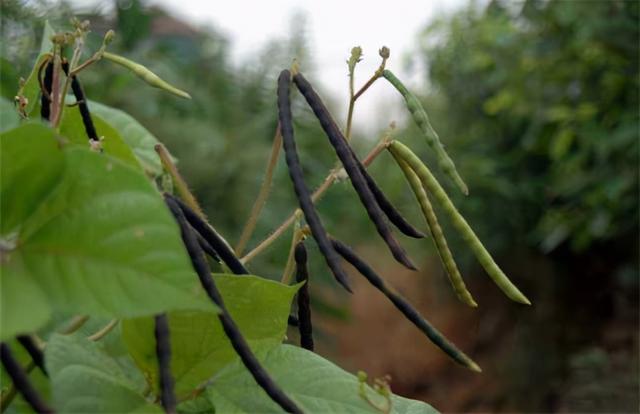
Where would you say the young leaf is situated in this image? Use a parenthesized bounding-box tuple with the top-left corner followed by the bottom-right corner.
(59, 105, 142, 170)
(0, 123, 212, 340)
(15, 21, 55, 117)
(88, 101, 164, 177)
(205, 344, 439, 414)
(45, 333, 162, 413)
(122, 275, 300, 399)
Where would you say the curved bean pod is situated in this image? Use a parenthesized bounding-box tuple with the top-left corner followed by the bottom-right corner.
(277, 69, 353, 292)
(392, 157, 477, 307)
(388, 141, 531, 305)
(350, 146, 425, 239)
(165, 193, 248, 275)
(293, 72, 416, 270)
(61, 61, 99, 142)
(294, 242, 314, 351)
(383, 69, 468, 195)
(329, 238, 481, 372)
(164, 195, 303, 414)
(39, 60, 53, 121)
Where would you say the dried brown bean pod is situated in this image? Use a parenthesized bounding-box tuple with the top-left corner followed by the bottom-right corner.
(277, 69, 352, 292)
(294, 241, 314, 351)
(154, 314, 176, 414)
(330, 238, 481, 372)
(292, 72, 416, 270)
(164, 196, 303, 414)
(0, 343, 54, 413)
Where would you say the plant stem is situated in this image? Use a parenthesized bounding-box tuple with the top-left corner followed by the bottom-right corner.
(155, 143, 206, 218)
(241, 139, 388, 264)
(280, 221, 307, 285)
(235, 125, 282, 255)
(345, 70, 356, 141)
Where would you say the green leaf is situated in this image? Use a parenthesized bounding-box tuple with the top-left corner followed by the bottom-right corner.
(58, 103, 142, 170)
(88, 101, 164, 177)
(205, 344, 439, 413)
(15, 21, 55, 117)
(45, 333, 162, 413)
(0, 123, 213, 340)
(122, 275, 299, 398)
(0, 97, 20, 132)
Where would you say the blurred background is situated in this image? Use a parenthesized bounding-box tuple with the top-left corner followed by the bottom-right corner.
(1, 0, 638, 412)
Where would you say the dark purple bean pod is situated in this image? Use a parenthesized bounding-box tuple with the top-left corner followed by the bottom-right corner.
(292, 72, 416, 271)
(193, 226, 220, 262)
(350, 147, 425, 239)
(39, 60, 53, 121)
(277, 69, 352, 293)
(294, 242, 314, 351)
(154, 314, 177, 414)
(164, 196, 303, 414)
(61, 61, 99, 142)
(16, 335, 47, 376)
(287, 315, 299, 327)
(0, 343, 54, 413)
(329, 238, 481, 373)
(165, 193, 248, 275)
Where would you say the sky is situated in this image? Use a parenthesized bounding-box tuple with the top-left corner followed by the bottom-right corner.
(148, 0, 468, 133)
(71, 0, 469, 133)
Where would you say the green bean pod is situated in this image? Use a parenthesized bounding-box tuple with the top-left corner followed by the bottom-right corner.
(382, 69, 468, 195)
(389, 141, 531, 305)
(103, 52, 191, 100)
(393, 157, 477, 307)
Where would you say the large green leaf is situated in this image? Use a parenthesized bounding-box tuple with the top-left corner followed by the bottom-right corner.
(205, 344, 439, 413)
(45, 333, 161, 413)
(58, 104, 142, 170)
(88, 101, 163, 177)
(0, 123, 213, 340)
(122, 275, 299, 398)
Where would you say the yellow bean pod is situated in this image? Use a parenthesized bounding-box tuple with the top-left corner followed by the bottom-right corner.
(103, 52, 191, 99)
(394, 156, 477, 307)
(389, 140, 531, 305)
(383, 69, 468, 195)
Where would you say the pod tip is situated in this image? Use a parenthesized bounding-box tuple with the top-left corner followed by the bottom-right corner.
(469, 361, 482, 373)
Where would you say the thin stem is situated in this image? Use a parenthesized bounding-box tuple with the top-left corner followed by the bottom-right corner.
(280, 221, 306, 285)
(241, 139, 389, 264)
(235, 125, 283, 255)
(155, 143, 206, 218)
(345, 71, 356, 140)
(49, 48, 62, 127)
(87, 319, 119, 342)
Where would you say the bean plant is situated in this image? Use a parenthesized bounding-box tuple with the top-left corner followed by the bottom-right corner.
(0, 20, 530, 414)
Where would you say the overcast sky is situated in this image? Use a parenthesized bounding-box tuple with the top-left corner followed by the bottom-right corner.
(71, 0, 469, 133)
(149, 0, 467, 133)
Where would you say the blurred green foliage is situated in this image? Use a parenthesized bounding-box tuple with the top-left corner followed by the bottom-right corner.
(415, 0, 638, 257)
